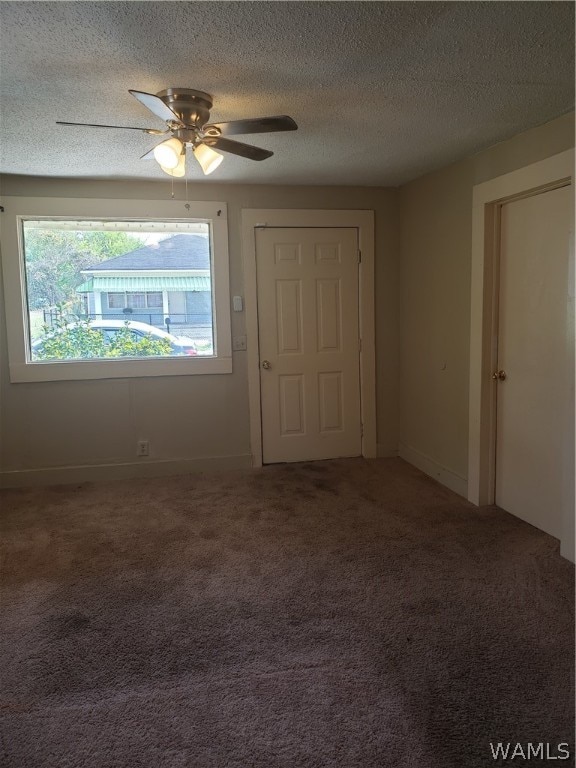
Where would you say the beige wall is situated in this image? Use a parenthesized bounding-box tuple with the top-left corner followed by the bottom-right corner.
(0, 181, 399, 483)
(398, 112, 575, 490)
(2, 111, 572, 487)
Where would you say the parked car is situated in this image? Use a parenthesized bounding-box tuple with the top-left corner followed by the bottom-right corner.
(32, 319, 198, 359)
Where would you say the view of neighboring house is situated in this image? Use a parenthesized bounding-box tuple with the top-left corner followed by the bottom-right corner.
(76, 234, 212, 340)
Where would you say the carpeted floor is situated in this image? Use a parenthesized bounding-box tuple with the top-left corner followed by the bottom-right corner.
(0, 457, 574, 768)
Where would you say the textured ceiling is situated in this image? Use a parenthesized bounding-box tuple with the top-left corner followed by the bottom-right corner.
(0, 1, 573, 186)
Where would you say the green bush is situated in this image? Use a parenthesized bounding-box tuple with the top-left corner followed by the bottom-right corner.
(107, 325, 172, 358)
(35, 317, 172, 360)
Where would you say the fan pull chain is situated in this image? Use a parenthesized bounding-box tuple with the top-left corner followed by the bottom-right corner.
(185, 146, 189, 204)
(170, 176, 175, 199)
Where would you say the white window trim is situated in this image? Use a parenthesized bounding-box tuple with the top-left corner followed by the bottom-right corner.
(0, 197, 232, 381)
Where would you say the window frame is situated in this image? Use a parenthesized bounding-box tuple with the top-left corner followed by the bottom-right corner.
(0, 197, 232, 381)
(105, 291, 165, 310)
(144, 291, 163, 309)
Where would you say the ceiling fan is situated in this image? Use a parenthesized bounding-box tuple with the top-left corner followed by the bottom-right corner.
(56, 88, 298, 177)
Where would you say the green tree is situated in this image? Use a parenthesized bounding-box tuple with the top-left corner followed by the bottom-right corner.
(24, 228, 141, 310)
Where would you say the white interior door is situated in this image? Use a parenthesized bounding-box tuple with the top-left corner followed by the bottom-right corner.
(495, 183, 574, 539)
(256, 227, 362, 464)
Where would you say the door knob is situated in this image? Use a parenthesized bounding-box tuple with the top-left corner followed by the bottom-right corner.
(492, 370, 507, 381)
(261, 360, 272, 370)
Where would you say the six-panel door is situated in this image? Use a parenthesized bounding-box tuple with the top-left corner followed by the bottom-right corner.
(256, 227, 362, 463)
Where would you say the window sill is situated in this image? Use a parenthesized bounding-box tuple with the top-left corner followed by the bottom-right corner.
(9, 355, 233, 383)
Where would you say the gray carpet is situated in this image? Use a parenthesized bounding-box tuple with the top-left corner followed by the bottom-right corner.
(0, 457, 574, 767)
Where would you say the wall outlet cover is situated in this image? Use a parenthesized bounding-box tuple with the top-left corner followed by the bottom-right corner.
(137, 440, 149, 457)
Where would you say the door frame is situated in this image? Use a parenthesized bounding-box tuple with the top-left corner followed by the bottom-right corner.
(241, 209, 376, 467)
(468, 149, 574, 508)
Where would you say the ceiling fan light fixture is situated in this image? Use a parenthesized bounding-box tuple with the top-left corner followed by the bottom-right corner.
(194, 143, 224, 175)
(153, 137, 183, 169)
(160, 152, 186, 177)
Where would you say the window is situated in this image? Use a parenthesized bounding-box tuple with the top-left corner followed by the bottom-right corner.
(145, 292, 163, 308)
(0, 198, 232, 381)
(106, 292, 164, 310)
(126, 293, 146, 309)
(107, 293, 126, 310)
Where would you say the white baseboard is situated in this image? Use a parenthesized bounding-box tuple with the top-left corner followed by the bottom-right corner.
(377, 444, 398, 458)
(398, 442, 468, 498)
(0, 454, 253, 488)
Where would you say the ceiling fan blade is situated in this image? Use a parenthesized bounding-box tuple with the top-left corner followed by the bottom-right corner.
(140, 146, 159, 160)
(203, 137, 273, 161)
(204, 115, 297, 137)
(129, 90, 182, 124)
(56, 121, 166, 135)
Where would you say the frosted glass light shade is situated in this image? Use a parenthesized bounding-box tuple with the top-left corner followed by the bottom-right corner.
(160, 152, 186, 177)
(153, 138, 183, 169)
(194, 143, 224, 175)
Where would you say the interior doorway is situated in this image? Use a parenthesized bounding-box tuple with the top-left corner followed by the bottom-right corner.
(495, 183, 573, 538)
(468, 149, 575, 560)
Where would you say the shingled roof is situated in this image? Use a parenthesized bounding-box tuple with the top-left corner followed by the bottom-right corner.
(86, 234, 210, 271)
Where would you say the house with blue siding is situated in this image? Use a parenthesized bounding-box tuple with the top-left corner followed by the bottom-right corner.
(77, 234, 212, 338)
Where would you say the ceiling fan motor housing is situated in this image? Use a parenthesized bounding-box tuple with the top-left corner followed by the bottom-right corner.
(157, 88, 213, 129)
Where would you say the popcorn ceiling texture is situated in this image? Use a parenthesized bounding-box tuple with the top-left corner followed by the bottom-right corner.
(0, 1, 573, 185)
(0, 458, 574, 768)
